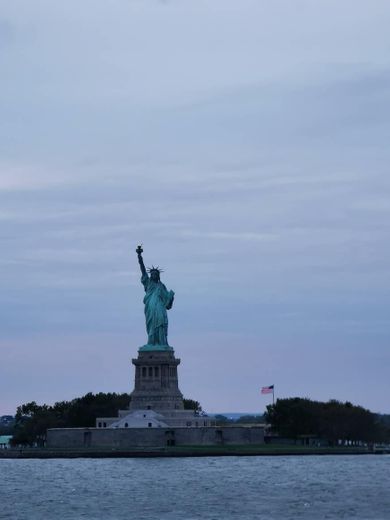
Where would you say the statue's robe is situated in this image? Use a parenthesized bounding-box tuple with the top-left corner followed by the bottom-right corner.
(141, 273, 174, 346)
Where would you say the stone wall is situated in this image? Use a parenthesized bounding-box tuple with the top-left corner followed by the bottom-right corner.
(46, 426, 264, 448)
(130, 350, 184, 411)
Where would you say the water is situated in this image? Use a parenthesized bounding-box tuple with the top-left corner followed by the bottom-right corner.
(1, 455, 389, 519)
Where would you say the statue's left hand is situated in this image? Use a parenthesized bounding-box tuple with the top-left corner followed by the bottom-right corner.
(166, 290, 175, 310)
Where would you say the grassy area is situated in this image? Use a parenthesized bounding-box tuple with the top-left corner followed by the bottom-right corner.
(164, 444, 373, 455)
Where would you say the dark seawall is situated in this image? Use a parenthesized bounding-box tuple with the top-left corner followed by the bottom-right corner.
(1, 446, 386, 459)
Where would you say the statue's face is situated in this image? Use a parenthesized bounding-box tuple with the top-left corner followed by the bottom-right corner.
(150, 270, 160, 282)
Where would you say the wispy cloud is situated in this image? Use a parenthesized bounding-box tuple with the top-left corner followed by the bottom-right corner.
(177, 230, 278, 242)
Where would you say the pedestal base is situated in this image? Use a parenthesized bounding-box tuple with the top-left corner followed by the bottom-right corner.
(129, 349, 184, 411)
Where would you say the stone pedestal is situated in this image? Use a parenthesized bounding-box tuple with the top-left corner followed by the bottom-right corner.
(129, 349, 184, 411)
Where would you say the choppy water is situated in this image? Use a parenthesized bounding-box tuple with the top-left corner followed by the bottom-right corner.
(1, 455, 389, 519)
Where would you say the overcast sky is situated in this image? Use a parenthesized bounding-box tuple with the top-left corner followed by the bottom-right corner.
(1, 0, 389, 415)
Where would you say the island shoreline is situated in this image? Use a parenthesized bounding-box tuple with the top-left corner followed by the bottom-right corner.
(1, 446, 388, 459)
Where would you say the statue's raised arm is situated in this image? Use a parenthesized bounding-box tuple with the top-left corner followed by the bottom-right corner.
(136, 245, 147, 277)
(135, 245, 175, 349)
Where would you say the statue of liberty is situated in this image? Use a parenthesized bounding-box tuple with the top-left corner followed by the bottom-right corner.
(136, 245, 175, 349)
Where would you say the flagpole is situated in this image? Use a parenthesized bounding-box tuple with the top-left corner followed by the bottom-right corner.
(273, 385, 275, 405)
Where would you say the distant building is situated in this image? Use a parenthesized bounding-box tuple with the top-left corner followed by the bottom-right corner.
(0, 436, 12, 449)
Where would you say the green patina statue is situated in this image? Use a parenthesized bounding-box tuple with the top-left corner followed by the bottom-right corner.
(136, 245, 175, 350)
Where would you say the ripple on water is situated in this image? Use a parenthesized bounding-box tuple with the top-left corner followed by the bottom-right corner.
(0, 455, 390, 520)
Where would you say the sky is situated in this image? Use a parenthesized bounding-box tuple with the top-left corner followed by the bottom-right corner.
(1, 0, 389, 415)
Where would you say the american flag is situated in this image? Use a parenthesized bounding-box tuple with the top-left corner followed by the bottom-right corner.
(261, 385, 274, 394)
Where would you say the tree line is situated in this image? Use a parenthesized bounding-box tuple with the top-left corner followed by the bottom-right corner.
(214, 414, 265, 425)
(7, 394, 390, 446)
(264, 398, 390, 444)
(10, 393, 201, 446)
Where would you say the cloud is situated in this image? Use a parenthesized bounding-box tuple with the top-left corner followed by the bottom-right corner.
(1, 0, 390, 413)
(176, 230, 278, 243)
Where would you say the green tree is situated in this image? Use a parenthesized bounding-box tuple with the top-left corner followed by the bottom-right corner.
(236, 414, 265, 424)
(214, 414, 231, 425)
(265, 398, 320, 439)
(265, 397, 384, 444)
(11, 393, 131, 446)
(183, 398, 202, 411)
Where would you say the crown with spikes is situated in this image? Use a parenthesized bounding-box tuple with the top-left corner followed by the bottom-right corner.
(147, 265, 164, 274)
